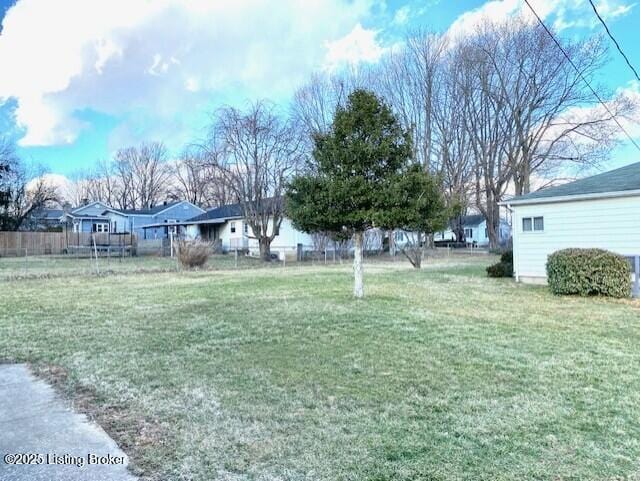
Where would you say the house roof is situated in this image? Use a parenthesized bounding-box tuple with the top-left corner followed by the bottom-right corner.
(188, 203, 244, 223)
(505, 161, 640, 205)
(70, 201, 110, 214)
(112, 201, 182, 216)
(187, 197, 283, 224)
(64, 213, 109, 220)
(32, 208, 64, 220)
(460, 214, 485, 227)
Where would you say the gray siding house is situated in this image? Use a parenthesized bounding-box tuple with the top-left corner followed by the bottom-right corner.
(62, 201, 204, 239)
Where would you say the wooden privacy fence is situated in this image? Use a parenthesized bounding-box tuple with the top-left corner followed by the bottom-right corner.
(0, 231, 67, 256)
(0, 231, 137, 257)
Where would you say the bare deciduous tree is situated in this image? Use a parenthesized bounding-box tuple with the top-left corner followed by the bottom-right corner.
(170, 146, 237, 208)
(207, 101, 304, 261)
(456, 33, 514, 249)
(0, 140, 58, 231)
(472, 18, 635, 196)
(113, 141, 171, 209)
(374, 31, 447, 170)
(171, 147, 213, 206)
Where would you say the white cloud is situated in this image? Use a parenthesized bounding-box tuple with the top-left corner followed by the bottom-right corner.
(538, 81, 640, 160)
(554, 0, 636, 31)
(446, 0, 635, 38)
(393, 6, 411, 25)
(323, 23, 386, 71)
(0, 0, 375, 148)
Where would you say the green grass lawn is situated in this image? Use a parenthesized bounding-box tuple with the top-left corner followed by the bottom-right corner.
(1, 256, 639, 480)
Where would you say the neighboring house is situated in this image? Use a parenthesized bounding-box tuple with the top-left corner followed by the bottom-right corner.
(23, 208, 65, 231)
(434, 214, 511, 247)
(106, 201, 205, 239)
(502, 161, 640, 284)
(181, 202, 315, 258)
(182, 201, 393, 257)
(61, 200, 204, 239)
(61, 201, 113, 234)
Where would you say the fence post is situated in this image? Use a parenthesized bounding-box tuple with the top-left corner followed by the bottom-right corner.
(235, 248, 238, 269)
(92, 235, 99, 275)
(24, 247, 27, 275)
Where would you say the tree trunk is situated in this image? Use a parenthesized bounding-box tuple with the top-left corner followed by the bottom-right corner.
(401, 232, 424, 269)
(259, 236, 272, 262)
(353, 231, 364, 299)
(486, 200, 501, 250)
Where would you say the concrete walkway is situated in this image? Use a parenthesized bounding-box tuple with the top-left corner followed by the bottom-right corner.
(0, 364, 137, 481)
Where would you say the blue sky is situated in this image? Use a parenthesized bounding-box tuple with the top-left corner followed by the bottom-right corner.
(0, 0, 638, 177)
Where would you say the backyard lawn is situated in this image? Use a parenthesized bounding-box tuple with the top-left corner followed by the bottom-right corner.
(1, 255, 639, 480)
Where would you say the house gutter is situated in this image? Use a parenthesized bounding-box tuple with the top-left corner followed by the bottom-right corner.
(500, 189, 640, 207)
(139, 216, 240, 229)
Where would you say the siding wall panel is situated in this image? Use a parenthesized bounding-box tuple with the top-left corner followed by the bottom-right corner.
(513, 195, 640, 280)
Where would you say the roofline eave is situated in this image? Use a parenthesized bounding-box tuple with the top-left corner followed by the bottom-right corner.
(501, 188, 640, 207)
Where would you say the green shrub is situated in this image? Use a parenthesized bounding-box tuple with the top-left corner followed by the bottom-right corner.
(487, 250, 513, 278)
(500, 250, 513, 264)
(546, 248, 631, 298)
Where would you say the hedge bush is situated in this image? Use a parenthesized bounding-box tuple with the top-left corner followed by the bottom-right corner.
(487, 250, 513, 278)
(546, 248, 631, 298)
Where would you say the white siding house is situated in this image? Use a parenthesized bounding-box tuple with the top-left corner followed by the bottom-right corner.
(182, 200, 384, 258)
(503, 162, 640, 284)
(182, 202, 315, 259)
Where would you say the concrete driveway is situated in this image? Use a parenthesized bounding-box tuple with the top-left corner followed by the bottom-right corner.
(0, 364, 137, 481)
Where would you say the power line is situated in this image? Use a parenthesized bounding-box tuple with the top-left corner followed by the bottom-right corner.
(588, 0, 640, 82)
(522, 0, 640, 154)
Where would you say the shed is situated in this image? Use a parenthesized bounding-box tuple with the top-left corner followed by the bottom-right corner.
(502, 162, 640, 284)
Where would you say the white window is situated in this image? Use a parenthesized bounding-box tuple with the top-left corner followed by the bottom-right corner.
(534, 216, 544, 231)
(230, 221, 236, 234)
(465, 228, 473, 238)
(522, 216, 544, 232)
(244, 223, 248, 234)
(93, 222, 109, 233)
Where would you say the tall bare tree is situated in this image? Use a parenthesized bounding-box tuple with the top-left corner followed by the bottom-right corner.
(456, 33, 514, 249)
(170, 146, 237, 208)
(291, 69, 372, 154)
(432, 54, 474, 242)
(113, 141, 170, 209)
(373, 31, 447, 170)
(206, 101, 303, 260)
(0, 141, 58, 231)
(473, 17, 634, 196)
(171, 147, 213, 206)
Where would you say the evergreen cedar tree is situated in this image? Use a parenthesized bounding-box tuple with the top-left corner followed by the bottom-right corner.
(286, 89, 447, 297)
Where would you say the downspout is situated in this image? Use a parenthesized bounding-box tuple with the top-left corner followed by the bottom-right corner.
(504, 203, 517, 282)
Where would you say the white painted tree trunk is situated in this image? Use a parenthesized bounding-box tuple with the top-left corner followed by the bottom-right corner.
(353, 231, 364, 298)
